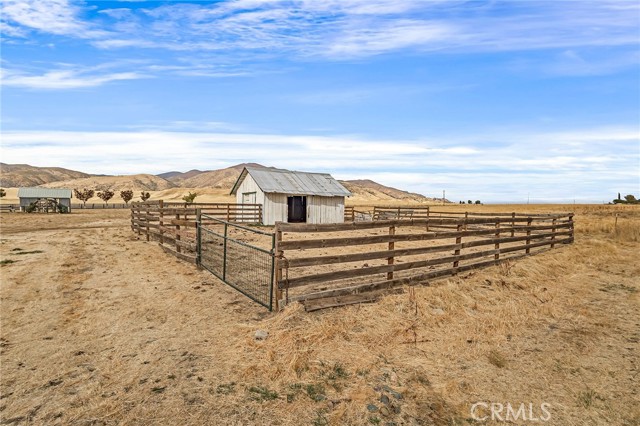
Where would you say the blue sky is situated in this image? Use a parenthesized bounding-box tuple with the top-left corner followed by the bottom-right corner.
(1, 0, 639, 203)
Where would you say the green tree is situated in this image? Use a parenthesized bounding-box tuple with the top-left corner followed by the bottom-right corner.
(97, 190, 115, 206)
(140, 191, 150, 202)
(624, 194, 638, 204)
(475, 200, 482, 205)
(467, 200, 472, 204)
(0, 188, 6, 198)
(182, 191, 198, 205)
(120, 190, 134, 205)
(73, 188, 95, 207)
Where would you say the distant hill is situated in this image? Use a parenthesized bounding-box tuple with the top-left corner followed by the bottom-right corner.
(0, 162, 437, 203)
(0, 163, 89, 187)
(41, 174, 175, 192)
(340, 179, 430, 203)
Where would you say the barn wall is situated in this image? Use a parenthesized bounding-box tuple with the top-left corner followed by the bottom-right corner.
(263, 193, 288, 225)
(19, 197, 72, 212)
(307, 196, 345, 224)
(235, 173, 265, 222)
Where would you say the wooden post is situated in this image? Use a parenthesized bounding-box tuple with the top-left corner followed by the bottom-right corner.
(226, 204, 231, 221)
(274, 225, 283, 311)
(259, 205, 263, 224)
(130, 203, 135, 231)
(196, 208, 201, 267)
(145, 203, 150, 241)
(136, 205, 141, 236)
(464, 211, 468, 231)
(387, 225, 395, 280)
(511, 212, 516, 237)
(525, 217, 532, 254)
(426, 206, 430, 232)
(550, 217, 557, 249)
(158, 200, 164, 245)
(494, 221, 500, 260)
(175, 213, 181, 254)
(569, 214, 574, 242)
(453, 223, 463, 274)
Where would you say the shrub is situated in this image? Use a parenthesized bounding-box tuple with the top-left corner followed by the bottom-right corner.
(97, 190, 115, 205)
(73, 188, 94, 206)
(140, 191, 150, 202)
(120, 190, 134, 204)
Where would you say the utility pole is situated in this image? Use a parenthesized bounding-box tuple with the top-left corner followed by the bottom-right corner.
(527, 192, 530, 205)
(442, 190, 445, 206)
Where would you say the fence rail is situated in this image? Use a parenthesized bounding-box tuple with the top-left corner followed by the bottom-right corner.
(274, 213, 574, 310)
(130, 201, 263, 264)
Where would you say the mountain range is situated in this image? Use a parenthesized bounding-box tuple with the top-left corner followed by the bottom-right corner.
(0, 162, 436, 203)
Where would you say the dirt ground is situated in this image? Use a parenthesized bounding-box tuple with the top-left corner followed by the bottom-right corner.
(0, 206, 639, 425)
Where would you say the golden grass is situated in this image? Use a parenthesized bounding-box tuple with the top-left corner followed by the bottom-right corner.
(0, 204, 638, 425)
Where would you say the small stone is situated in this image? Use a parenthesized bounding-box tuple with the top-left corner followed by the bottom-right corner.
(380, 406, 390, 416)
(380, 394, 390, 405)
(367, 404, 379, 412)
(382, 386, 403, 400)
(254, 330, 269, 341)
(432, 308, 445, 316)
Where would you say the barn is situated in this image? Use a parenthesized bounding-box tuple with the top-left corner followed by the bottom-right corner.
(230, 167, 351, 225)
(18, 188, 72, 213)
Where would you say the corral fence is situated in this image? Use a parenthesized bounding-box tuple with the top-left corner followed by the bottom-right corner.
(131, 202, 574, 312)
(274, 212, 574, 311)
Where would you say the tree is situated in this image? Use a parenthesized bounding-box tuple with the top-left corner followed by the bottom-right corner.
(140, 191, 150, 202)
(624, 194, 638, 204)
(467, 200, 472, 204)
(73, 188, 94, 207)
(182, 191, 198, 205)
(97, 190, 115, 206)
(0, 188, 5, 198)
(475, 200, 482, 205)
(120, 190, 134, 205)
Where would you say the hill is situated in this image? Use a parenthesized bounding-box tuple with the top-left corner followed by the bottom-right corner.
(40, 174, 175, 192)
(0, 163, 89, 188)
(340, 179, 432, 203)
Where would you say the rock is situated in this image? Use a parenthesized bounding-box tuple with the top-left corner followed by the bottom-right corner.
(382, 385, 403, 400)
(380, 406, 390, 416)
(367, 404, 379, 412)
(380, 394, 390, 405)
(432, 308, 445, 316)
(254, 330, 269, 341)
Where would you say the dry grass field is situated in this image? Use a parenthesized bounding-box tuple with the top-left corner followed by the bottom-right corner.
(0, 205, 638, 425)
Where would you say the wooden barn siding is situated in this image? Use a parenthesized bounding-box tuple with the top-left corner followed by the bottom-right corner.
(235, 173, 266, 222)
(264, 193, 288, 225)
(19, 197, 71, 208)
(307, 196, 345, 224)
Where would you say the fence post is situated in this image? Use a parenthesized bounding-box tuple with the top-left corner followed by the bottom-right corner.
(196, 208, 201, 267)
(569, 214, 574, 243)
(525, 217, 532, 254)
(175, 212, 181, 254)
(145, 203, 150, 241)
(550, 217, 557, 249)
(130, 203, 134, 231)
(274, 225, 283, 311)
(387, 225, 395, 280)
(453, 222, 463, 274)
(464, 211, 468, 231)
(222, 222, 228, 281)
(494, 221, 500, 260)
(259, 205, 263, 224)
(226, 204, 231, 221)
(511, 212, 516, 237)
(158, 200, 164, 245)
(426, 206, 430, 231)
(136, 205, 141, 236)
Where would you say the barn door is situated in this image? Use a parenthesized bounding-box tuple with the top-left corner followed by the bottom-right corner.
(287, 196, 307, 223)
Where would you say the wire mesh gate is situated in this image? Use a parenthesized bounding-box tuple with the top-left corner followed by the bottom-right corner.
(197, 214, 275, 310)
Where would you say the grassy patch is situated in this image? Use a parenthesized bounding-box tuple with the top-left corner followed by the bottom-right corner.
(12, 250, 44, 255)
(1, 259, 17, 265)
(305, 383, 327, 402)
(215, 382, 236, 395)
(248, 386, 278, 402)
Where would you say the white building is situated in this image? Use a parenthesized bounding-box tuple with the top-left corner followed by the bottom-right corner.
(17, 188, 72, 213)
(230, 167, 351, 225)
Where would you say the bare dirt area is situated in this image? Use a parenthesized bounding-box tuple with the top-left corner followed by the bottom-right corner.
(1, 206, 639, 425)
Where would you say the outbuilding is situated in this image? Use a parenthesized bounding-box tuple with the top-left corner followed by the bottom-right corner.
(17, 187, 72, 213)
(230, 167, 351, 225)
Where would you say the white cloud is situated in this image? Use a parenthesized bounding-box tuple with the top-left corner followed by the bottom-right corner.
(0, 66, 148, 89)
(2, 126, 637, 202)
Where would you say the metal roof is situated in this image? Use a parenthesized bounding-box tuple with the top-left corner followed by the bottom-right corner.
(231, 167, 351, 197)
(18, 187, 72, 199)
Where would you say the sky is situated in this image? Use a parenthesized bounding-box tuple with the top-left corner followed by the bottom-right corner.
(1, 0, 639, 203)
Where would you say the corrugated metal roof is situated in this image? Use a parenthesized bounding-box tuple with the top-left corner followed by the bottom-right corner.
(231, 167, 351, 197)
(18, 187, 72, 199)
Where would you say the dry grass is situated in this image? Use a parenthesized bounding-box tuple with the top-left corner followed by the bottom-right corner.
(0, 205, 639, 425)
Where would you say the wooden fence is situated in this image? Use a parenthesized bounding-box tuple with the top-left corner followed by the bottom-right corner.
(130, 201, 263, 263)
(274, 213, 574, 311)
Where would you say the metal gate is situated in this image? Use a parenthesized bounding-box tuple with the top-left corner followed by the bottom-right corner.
(197, 214, 275, 310)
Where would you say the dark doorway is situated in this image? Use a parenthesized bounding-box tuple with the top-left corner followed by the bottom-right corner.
(287, 196, 307, 223)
